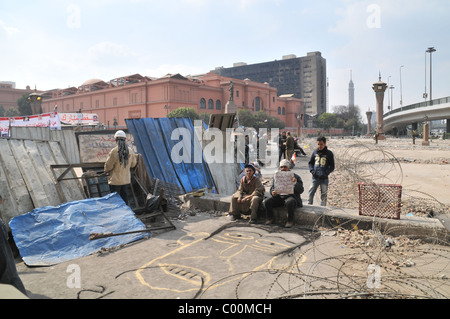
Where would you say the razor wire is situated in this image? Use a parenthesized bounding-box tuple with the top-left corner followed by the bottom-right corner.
(195, 141, 450, 299)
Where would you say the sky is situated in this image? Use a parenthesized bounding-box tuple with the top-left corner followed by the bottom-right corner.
(1, 0, 449, 122)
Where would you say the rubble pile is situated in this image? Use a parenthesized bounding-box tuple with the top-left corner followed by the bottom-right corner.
(327, 161, 450, 218)
(327, 170, 360, 210)
(401, 199, 449, 218)
(334, 228, 423, 251)
(175, 207, 225, 221)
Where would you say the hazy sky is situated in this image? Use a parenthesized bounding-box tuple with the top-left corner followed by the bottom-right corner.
(1, 0, 449, 120)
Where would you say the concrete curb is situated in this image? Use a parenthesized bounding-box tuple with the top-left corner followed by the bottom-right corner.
(184, 193, 449, 244)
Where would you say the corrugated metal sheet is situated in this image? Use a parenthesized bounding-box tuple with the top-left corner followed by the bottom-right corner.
(126, 118, 215, 194)
(10, 126, 81, 164)
(0, 139, 84, 225)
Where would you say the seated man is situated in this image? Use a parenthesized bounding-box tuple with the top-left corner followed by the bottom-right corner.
(235, 162, 262, 190)
(263, 159, 304, 228)
(229, 163, 265, 224)
(294, 137, 307, 156)
(1, 218, 27, 296)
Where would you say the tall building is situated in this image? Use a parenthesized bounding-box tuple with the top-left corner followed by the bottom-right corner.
(348, 70, 355, 107)
(213, 52, 327, 116)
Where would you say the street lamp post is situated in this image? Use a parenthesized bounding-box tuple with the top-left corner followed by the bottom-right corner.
(164, 104, 171, 116)
(387, 76, 391, 111)
(426, 47, 436, 103)
(27, 91, 42, 115)
(389, 85, 395, 111)
(423, 52, 428, 101)
(426, 47, 436, 136)
(400, 65, 404, 110)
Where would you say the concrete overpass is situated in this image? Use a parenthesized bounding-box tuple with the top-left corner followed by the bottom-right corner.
(383, 96, 450, 132)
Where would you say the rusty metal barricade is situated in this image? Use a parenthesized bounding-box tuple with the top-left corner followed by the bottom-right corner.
(358, 183, 402, 220)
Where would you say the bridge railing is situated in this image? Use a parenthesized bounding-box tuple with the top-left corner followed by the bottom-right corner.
(384, 96, 450, 117)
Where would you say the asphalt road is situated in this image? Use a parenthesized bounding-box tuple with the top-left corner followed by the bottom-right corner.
(12, 142, 450, 301)
(16, 208, 450, 300)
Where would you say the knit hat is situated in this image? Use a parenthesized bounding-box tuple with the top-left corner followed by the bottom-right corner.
(279, 159, 290, 168)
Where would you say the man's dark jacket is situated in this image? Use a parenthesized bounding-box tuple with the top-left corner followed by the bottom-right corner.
(308, 147, 335, 180)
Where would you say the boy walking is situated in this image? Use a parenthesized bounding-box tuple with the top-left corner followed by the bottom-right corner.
(308, 136, 335, 206)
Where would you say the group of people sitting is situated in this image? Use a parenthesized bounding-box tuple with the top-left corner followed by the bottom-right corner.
(229, 136, 335, 228)
(229, 159, 302, 228)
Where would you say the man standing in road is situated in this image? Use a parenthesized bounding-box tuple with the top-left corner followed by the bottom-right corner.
(104, 130, 137, 205)
(285, 132, 295, 165)
(278, 131, 287, 162)
(308, 136, 335, 206)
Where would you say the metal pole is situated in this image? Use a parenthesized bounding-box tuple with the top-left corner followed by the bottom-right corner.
(400, 65, 404, 110)
(426, 47, 436, 103)
(430, 51, 433, 102)
(390, 85, 394, 111)
(424, 51, 427, 102)
(391, 86, 393, 110)
(387, 76, 391, 111)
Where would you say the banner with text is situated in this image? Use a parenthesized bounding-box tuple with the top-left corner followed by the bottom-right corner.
(0, 112, 61, 137)
(59, 113, 99, 125)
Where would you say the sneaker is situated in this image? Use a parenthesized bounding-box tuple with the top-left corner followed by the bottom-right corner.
(248, 219, 257, 224)
(285, 221, 294, 228)
(265, 219, 274, 225)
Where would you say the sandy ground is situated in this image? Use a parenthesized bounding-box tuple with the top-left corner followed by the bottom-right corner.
(298, 136, 450, 211)
(9, 136, 450, 300)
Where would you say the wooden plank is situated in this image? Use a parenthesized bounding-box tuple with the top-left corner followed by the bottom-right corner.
(0, 153, 20, 224)
(36, 141, 71, 203)
(9, 139, 51, 208)
(24, 140, 61, 207)
(0, 139, 34, 219)
(48, 141, 84, 201)
(59, 129, 80, 164)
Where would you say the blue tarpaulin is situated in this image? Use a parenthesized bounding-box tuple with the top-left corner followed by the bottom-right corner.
(126, 118, 215, 194)
(9, 193, 149, 266)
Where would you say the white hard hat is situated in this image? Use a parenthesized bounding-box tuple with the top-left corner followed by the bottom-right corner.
(114, 130, 126, 139)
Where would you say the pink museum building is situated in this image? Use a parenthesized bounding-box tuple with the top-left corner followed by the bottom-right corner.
(40, 72, 304, 129)
(0, 82, 34, 110)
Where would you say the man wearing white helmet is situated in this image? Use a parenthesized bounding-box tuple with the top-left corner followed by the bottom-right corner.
(104, 130, 137, 205)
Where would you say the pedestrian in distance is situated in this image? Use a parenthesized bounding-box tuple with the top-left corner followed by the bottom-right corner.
(294, 137, 307, 156)
(263, 159, 304, 228)
(278, 131, 287, 162)
(307, 136, 335, 206)
(104, 130, 137, 206)
(285, 132, 295, 164)
(229, 163, 265, 224)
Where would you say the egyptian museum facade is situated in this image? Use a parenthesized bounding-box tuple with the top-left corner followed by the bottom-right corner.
(40, 72, 303, 129)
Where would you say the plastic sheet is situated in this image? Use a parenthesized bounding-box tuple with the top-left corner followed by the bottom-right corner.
(9, 193, 149, 266)
(126, 118, 215, 193)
